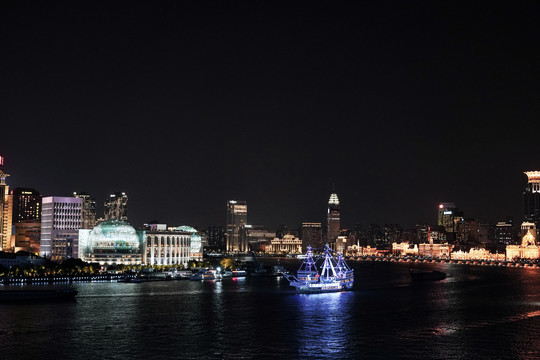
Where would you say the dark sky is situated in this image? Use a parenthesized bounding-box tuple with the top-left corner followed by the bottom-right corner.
(1, 1, 539, 230)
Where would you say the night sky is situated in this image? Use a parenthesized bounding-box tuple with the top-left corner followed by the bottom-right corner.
(2, 1, 539, 230)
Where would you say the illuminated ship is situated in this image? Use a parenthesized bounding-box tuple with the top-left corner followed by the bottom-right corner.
(283, 244, 354, 294)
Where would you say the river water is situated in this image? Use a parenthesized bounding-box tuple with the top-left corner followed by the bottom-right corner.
(1, 259, 540, 359)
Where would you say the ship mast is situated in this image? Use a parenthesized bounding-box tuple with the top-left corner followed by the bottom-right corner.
(320, 244, 337, 281)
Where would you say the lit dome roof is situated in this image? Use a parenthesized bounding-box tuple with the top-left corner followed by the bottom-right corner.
(86, 219, 142, 253)
(175, 225, 197, 233)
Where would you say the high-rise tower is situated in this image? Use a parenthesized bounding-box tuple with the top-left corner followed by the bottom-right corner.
(11, 188, 42, 254)
(524, 171, 540, 228)
(74, 192, 97, 229)
(0, 158, 13, 251)
(104, 192, 128, 221)
(226, 200, 247, 252)
(327, 191, 340, 244)
(11, 188, 41, 222)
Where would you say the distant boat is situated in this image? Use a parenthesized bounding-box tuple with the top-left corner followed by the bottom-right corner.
(409, 269, 447, 281)
(190, 269, 218, 280)
(0, 286, 78, 302)
(283, 244, 354, 294)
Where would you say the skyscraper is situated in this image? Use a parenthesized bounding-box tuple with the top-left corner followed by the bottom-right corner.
(523, 171, 540, 228)
(11, 188, 42, 254)
(74, 192, 97, 229)
(326, 191, 340, 244)
(226, 200, 247, 252)
(104, 192, 128, 221)
(300, 222, 322, 252)
(11, 188, 41, 222)
(437, 203, 463, 234)
(0, 163, 13, 251)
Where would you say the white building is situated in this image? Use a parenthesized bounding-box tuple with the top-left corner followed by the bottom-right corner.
(144, 228, 192, 266)
(40, 196, 82, 260)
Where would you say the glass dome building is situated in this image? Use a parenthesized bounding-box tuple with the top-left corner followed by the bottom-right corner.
(175, 225, 202, 260)
(79, 219, 145, 265)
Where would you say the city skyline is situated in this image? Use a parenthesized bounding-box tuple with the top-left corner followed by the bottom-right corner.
(2, 1, 539, 229)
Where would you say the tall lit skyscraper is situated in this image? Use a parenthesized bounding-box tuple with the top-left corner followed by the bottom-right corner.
(0, 160, 13, 251)
(11, 188, 42, 254)
(437, 203, 463, 233)
(226, 200, 247, 252)
(524, 171, 540, 228)
(74, 192, 97, 229)
(327, 191, 340, 244)
(104, 192, 128, 221)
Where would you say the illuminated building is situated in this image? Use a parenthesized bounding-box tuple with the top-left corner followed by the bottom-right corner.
(346, 245, 378, 256)
(11, 188, 41, 222)
(392, 242, 419, 256)
(14, 222, 41, 254)
(266, 234, 302, 254)
(437, 203, 463, 238)
(144, 226, 191, 266)
(520, 221, 536, 238)
(418, 243, 452, 257)
(300, 222, 323, 252)
(0, 165, 13, 251)
(40, 196, 82, 259)
(176, 225, 203, 261)
(451, 248, 505, 261)
(104, 192, 128, 221)
(10, 188, 42, 253)
(79, 219, 144, 265)
(506, 228, 539, 260)
(226, 200, 247, 252)
(523, 171, 540, 228)
(327, 191, 340, 243)
(73, 192, 97, 229)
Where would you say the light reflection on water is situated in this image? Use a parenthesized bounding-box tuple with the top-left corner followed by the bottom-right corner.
(295, 292, 355, 359)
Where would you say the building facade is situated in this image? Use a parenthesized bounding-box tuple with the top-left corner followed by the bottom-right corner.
(104, 192, 128, 221)
(144, 228, 191, 266)
(266, 234, 302, 254)
(300, 222, 323, 252)
(0, 167, 13, 251)
(79, 219, 144, 266)
(11, 188, 41, 222)
(74, 192, 97, 229)
(523, 171, 540, 228)
(206, 226, 226, 251)
(327, 192, 340, 243)
(226, 200, 247, 252)
(40, 196, 82, 259)
(506, 228, 539, 260)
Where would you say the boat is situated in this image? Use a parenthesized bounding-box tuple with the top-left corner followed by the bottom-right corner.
(283, 244, 354, 294)
(189, 269, 218, 280)
(409, 269, 447, 281)
(0, 286, 78, 302)
(231, 269, 247, 277)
